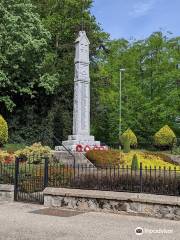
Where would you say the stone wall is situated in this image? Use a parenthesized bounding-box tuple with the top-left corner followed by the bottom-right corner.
(44, 188, 180, 221)
(0, 184, 14, 202)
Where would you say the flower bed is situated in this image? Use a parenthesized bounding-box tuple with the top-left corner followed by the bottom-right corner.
(0, 143, 52, 164)
(86, 149, 180, 169)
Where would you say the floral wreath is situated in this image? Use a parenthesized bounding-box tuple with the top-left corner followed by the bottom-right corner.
(84, 145, 91, 152)
(76, 144, 83, 152)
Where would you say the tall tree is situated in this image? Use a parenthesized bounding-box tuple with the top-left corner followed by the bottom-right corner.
(95, 32, 180, 146)
(0, 0, 108, 145)
(32, 0, 109, 144)
(0, 0, 60, 145)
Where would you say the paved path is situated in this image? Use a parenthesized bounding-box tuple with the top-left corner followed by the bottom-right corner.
(0, 202, 179, 240)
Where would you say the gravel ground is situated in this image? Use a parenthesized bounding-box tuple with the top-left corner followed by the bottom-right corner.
(0, 202, 179, 240)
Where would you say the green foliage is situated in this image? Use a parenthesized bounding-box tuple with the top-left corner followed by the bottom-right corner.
(0, 115, 8, 146)
(0, 0, 108, 145)
(0, 0, 52, 112)
(85, 149, 179, 169)
(15, 143, 52, 163)
(3, 144, 25, 153)
(123, 136, 131, 153)
(0, 0, 179, 148)
(120, 128, 137, 147)
(154, 125, 176, 148)
(172, 146, 180, 155)
(131, 154, 139, 170)
(94, 32, 180, 146)
(86, 150, 123, 166)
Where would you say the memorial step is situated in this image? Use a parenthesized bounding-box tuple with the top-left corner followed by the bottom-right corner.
(53, 151, 95, 167)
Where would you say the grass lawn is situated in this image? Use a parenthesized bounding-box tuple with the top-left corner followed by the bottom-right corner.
(2, 143, 26, 152)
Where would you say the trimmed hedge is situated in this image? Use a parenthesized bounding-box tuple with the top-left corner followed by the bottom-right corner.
(0, 115, 8, 146)
(154, 125, 176, 149)
(131, 154, 139, 170)
(120, 128, 137, 148)
(123, 136, 131, 153)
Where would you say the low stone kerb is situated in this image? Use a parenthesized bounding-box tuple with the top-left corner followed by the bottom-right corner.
(0, 184, 14, 192)
(43, 188, 180, 206)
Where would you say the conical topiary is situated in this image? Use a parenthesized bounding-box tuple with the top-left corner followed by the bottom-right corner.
(131, 154, 139, 170)
(154, 125, 176, 149)
(0, 115, 8, 146)
(123, 136, 131, 153)
(120, 128, 137, 148)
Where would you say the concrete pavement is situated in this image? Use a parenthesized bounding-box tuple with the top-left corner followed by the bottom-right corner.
(0, 202, 179, 240)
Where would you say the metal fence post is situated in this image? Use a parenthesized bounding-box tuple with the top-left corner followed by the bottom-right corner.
(0, 161, 2, 180)
(44, 157, 49, 188)
(140, 162, 143, 193)
(73, 155, 76, 181)
(14, 157, 19, 201)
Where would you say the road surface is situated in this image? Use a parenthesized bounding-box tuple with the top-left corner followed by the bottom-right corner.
(0, 202, 179, 240)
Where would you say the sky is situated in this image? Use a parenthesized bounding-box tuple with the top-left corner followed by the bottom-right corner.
(91, 0, 180, 40)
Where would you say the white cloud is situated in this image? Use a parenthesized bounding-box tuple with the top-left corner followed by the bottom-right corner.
(130, 0, 156, 17)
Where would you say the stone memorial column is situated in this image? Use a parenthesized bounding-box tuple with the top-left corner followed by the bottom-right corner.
(62, 31, 100, 151)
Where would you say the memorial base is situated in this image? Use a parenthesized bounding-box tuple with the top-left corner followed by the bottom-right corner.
(55, 135, 100, 152)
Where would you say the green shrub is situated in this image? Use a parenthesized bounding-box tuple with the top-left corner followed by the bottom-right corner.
(0, 115, 8, 147)
(120, 128, 137, 148)
(15, 142, 52, 163)
(172, 146, 180, 155)
(3, 144, 25, 153)
(85, 149, 179, 169)
(131, 154, 139, 170)
(154, 125, 176, 149)
(123, 136, 131, 153)
(86, 150, 124, 166)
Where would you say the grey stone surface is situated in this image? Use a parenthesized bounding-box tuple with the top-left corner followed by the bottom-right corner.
(52, 151, 95, 166)
(73, 31, 91, 137)
(43, 188, 180, 206)
(0, 184, 14, 192)
(44, 188, 180, 220)
(68, 135, 95, 141)
(175, 208, 180, 216)
(0, 184, 14, 202)
(0, 202, 180, 240)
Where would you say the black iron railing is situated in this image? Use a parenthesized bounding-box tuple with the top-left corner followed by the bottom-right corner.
(47, 162, 180, 196)
(53, 135, 76, 169)
(0, 158, 180, 199)
(0, 162, 14, 184)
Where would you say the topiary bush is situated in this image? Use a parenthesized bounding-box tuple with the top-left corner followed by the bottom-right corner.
(0, 115, 8, 147)
(123, 136, 131, 153)
(120, 128, 137, 148)
(131, 154, 139, 170)
(154, 125, 176, 149)
(172, 146, 180, 155)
